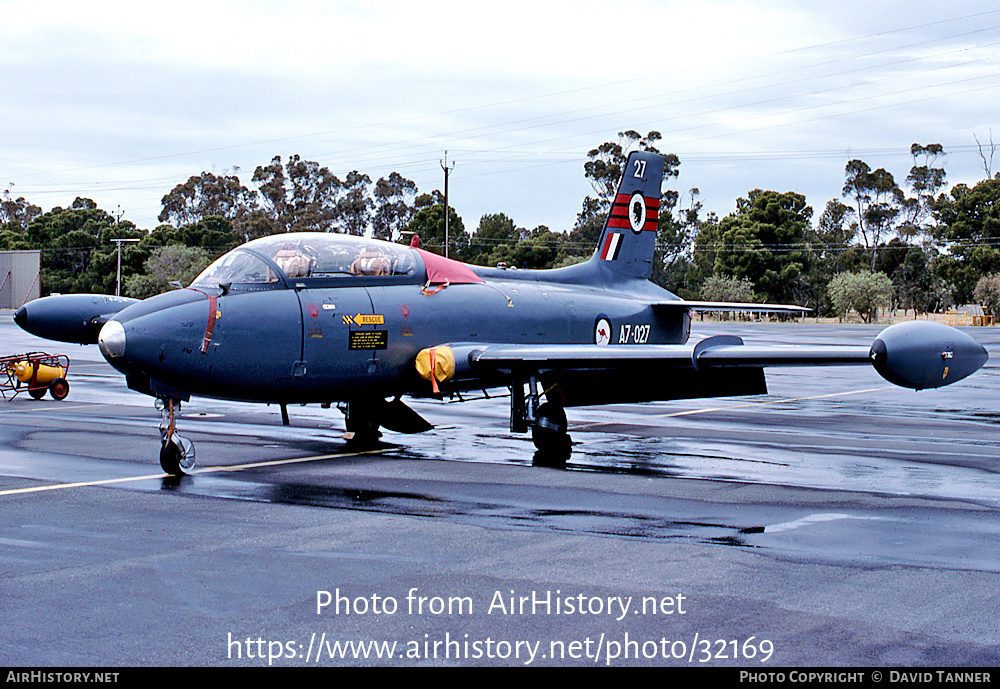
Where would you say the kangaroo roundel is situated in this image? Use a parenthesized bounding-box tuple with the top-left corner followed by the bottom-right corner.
(595, 318, 612, 346)
(629, 191, 647, 234)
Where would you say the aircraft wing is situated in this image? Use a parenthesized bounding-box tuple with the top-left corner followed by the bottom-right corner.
(448, 338, 872, 408)
(453, 320, 988, 394)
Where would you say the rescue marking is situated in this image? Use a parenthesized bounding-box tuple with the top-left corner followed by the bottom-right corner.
(344, 313, 385, 326)
(398, 304, 414, 336)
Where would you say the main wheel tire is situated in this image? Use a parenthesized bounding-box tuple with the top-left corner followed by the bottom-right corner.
(344, 400, 383, 447)
(28, 386, 46, 399)
(531, 402, 571, 468)
(49, 378, 69, 401)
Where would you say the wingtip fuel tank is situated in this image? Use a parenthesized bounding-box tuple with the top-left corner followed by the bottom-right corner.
(870, 321, 988, 390)
(14, 294, 139, 345)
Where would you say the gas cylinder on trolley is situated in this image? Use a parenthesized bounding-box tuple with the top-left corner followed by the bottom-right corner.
(1, 352, 71, 401)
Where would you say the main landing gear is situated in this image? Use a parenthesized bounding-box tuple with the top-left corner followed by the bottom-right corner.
(341, 399, 383, 447)
(157, 398, 196, 475)
(339, 397, 434, 447)
(511, 375, 572, 468)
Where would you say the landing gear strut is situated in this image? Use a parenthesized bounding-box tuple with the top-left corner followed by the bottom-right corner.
(341, 399, 383, 447)
(157, 398, 196, 475)
(512, 375, 572, 468)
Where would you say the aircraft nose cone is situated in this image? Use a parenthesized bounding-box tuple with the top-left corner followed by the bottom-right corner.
(98, 320, 126, 361)
(13, 305, 27, 330)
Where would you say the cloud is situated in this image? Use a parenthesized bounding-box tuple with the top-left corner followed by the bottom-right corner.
(4, 1, 999, 232)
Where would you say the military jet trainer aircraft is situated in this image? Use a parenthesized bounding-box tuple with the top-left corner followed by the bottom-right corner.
(14, 151, 989, 474)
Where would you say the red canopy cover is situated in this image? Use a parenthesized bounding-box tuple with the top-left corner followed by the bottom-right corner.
(414, 248, 483, 285)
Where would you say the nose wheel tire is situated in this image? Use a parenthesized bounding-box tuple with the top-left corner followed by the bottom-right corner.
(159, 435, 196, 475)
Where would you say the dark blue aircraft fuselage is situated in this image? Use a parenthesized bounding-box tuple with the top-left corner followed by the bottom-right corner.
(101, 233, 690, 405)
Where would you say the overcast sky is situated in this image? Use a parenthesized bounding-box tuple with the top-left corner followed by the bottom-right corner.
(4, 1, 999, 237)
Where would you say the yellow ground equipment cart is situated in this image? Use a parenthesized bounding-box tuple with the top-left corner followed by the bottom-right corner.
(1, 352, 70, 400)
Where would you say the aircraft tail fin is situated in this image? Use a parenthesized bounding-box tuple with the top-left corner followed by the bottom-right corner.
(593, 150, 664, 280)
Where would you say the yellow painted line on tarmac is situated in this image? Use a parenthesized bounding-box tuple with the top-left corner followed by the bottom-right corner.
(0, 403, 104, 414)
(0, 472, 176, 496)
(0, 447, 391, 497)
(195, 447, 392, 474)
(572, 386, 892, 430)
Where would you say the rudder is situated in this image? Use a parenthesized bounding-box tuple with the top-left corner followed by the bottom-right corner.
(593, 150, 664, 279)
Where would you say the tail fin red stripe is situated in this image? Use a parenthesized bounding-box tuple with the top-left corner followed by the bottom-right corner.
(613, 193, 661, 210)
(606, 217, 659, 232)
(591, 151, 665, 279)
(608, 194, 659, 231)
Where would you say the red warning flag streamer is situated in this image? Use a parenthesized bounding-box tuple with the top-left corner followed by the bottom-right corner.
(429, 348, 440, 394)
(189, 289, 219, 354)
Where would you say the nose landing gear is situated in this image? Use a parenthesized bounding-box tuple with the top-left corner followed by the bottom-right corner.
(156, 398, 196, 475)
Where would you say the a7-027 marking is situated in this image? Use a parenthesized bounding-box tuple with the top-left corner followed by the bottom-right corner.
(619, 323, 651, 344)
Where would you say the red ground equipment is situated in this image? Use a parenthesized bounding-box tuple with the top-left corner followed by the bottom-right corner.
(1, 352, 70, 401)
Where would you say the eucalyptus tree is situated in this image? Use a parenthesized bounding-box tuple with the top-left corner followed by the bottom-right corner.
(159, 171, 258, 229)
(252, 155, 344, 233)
(372, 172, 418, 240)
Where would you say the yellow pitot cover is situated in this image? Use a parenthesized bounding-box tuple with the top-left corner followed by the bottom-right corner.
(415, 346, 455, 393)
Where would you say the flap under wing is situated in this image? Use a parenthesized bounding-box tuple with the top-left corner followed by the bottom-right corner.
(652, 300, 810, 314)
(465, 337, 871, 371)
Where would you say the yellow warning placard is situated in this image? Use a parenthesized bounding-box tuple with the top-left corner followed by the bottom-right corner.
(349, 330, 388, 350)
(344, 313, 385, 326)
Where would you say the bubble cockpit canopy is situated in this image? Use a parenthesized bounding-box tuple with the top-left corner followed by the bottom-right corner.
(190, 233, 420, 291)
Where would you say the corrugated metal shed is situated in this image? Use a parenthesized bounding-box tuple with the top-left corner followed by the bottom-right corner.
(0, 250, 41, 308)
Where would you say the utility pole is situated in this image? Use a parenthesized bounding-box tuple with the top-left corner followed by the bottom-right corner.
(111, 238, 140, 297)
(440, 151, 455, 258)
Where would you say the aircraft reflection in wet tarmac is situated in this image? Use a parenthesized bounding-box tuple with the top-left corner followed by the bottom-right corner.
(14, 151, 988, 475)
(158, 469, 757, 546)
